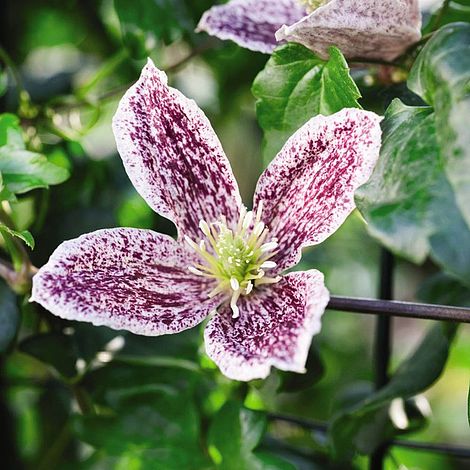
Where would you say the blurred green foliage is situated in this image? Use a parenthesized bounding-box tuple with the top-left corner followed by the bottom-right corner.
(0, 0, 469, 469)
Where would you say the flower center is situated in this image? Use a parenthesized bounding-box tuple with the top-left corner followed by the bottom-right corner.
(298, 0, 330, 13)
(185, 202, 280, 318)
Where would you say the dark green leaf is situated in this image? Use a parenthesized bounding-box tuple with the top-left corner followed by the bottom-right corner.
(423, 1, 470, 34)
(252, 44, 361, 165)
(83, 362, 201, 409)
(329, 322, 458, 459)
(418, 272, 470, 307)
(74, 390, 208, 470)
(409, 23, 470, 231)
(208, 401, 294, 470)
(356, 99, 470, 284)
(278, 345, 324, 393)
(19, 333, 78, 378)
(0, 280, 19, 352)
(114, 0, 192, 59)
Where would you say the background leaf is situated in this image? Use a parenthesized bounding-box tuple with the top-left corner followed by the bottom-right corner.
(208, 401, 295, 470)
(329, 322, 458, 459)
(114, 0, 192, 59)
(408, 23, 470, 231)
(0, 223, 34, 249)
(356, 98, 470, 284)
(74, 389, 208, 470)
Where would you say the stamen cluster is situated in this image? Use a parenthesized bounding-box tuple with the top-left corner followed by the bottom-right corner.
(299, 0, 330, 13)
(185, 203, 280, 318)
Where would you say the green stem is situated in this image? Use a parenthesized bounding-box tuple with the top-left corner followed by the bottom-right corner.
(76, 49, 128, 99)
(72, 385, 95, 415)
(430, 0, 451, 32)
(350, 58, 408, 72)
(0, 45, 25, 94)
(37, 423, 72, 470)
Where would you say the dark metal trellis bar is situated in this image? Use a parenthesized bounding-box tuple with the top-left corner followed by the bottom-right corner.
(268, 413, 470, 459)
(370, 250, 395, 469)
(327, 296, 470, 323)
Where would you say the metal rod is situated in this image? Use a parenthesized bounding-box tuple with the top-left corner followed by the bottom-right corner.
(370, 250, 395, 470)
(268, 413, 470, 459)
(327, 297, 470, 323)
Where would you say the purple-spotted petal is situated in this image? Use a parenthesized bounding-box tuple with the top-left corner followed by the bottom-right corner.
(204, 270, 329, 381)
(276, 0, 421, 61)
(197, 0, 305, 54)
(31, 229, 221, 336)
(112, 60, 242, 240)
(254, 108, 382, 273)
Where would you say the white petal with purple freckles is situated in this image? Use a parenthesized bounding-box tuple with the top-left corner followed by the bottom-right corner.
(197, 0, 305, 54)
(112, 60, 242, 240)
(254, 108, 382, 273)
(204, 270, 329, 381)
(276, 0, 421, 61)
(31, 229, 221, 336)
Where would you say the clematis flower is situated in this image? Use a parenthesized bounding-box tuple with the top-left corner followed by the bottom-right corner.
(31, 60, 381, 381)
(197, 0, 421, 61)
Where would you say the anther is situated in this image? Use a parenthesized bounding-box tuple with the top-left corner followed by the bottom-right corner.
(260, 241, 278, 253)
(230, 277, 240, 291)
(188, 266, 205, 276)
(260, 261, 277, 269)
(245, 282, 253, 295)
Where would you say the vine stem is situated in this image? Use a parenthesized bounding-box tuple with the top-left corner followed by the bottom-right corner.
(429, 0, 451, 32)
(370, 249, 395, 470)
(0, 45, 24, 94)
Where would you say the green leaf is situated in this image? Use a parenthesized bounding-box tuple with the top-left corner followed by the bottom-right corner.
(278, 345, 324, 393)
(19, 333, 78, 378)
(423, 1, 470, 34)
(0, 223, 34, 249)
(329, 322, 458, 459)
(409, 23, 470, 232)
(356, 99, 470, 284)
(208, 402, 295, 470)
(74, 390, 209, 470)
(418, 272, 470, 307)
(0, 148, 70, 194)
(0, 113, 24, 148)
(252, 43, 361, 165)
(0, 280, 19, 352)
(114, 0, 191, 59)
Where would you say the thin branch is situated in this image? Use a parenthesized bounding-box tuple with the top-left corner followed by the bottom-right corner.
(350, 58, 407, 71)
(268, 413, 470, 459)
(49, 40, 217, 112)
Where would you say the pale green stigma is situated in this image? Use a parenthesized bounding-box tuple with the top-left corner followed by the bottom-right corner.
(298, 0, 330, 13)
(185, 202, 280, 318)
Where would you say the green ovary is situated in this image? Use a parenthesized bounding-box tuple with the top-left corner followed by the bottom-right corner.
(185, 205, 280, 318)
(299, 0, 330, 13)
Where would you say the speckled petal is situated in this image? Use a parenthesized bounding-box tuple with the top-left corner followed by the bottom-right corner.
(204, 270, 329, 381)
(31, 229, 221, 336)
(197, 0, 305, 54)
(275, 0, 421, 61)
(254, 108, 382, 273)
(112, 59, 242, 240)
